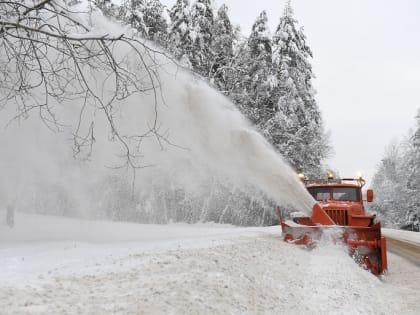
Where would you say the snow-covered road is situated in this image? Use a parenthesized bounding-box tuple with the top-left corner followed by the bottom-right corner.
(1, 213, 419, 315)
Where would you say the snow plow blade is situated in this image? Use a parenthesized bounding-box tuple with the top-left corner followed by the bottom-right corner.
(278, 205, 388, 275)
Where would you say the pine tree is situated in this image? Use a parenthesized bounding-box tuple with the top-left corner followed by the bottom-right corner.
(142, 0, 168, 46)
(405, 109, 420, 229)
(225, 38, 253, 117)
(371, 142, 406, 226)
(209, 4, 235, 91)
(407, 110, 420, 189)
(168, 0, 193, 67)
(118, 0, 167, 45)
(119, 0, 148, 37)
(244, 10, 275, 125)
(371, 110, 420, 230)
(266, 1, 328, 176)
(190, 0, 214, 76)
(95, 0, 119, 19)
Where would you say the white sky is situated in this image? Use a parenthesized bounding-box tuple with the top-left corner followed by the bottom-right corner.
(161, 0, 420, 185)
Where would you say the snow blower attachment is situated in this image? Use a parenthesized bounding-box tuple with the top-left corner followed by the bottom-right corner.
(278, 173, 388, 275)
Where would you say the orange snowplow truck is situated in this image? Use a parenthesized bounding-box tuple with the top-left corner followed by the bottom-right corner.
(278, 173, 388, 275)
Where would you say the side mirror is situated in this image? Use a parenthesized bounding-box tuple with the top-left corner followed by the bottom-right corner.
(366, 189, 374, 202)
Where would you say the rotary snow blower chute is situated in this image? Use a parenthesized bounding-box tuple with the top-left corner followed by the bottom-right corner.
(278, 172, 388, 275)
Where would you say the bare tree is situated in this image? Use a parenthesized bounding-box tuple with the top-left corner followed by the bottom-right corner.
(0, 0, 173, 171)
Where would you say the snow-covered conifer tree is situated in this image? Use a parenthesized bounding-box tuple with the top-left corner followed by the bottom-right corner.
(189, 0, 214, 76)
(266, 1, 328, 175)
(119, 0, 148, 37)
(119, 0, 167, 45)
(371, 110, 420, 230)
(371, 143, 406, 226)
(404, 109, 420, 229)
(244, 10, 275, 125)
(209, 4, 235, 91)
(96, 0, 120, 18)
(142, 0, 168, 46)
(407, 110, 420, 190)
(168, 0, 193, 67)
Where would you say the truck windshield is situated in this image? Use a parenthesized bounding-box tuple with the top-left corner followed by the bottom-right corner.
(307, 187, 360, 202)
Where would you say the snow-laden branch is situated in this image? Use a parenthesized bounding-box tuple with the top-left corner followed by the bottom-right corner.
(0, 19, 124, 41)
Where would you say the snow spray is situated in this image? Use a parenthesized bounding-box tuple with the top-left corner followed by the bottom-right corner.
(0, 7, 315, 222)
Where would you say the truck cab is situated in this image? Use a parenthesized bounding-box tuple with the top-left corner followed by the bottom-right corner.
(305, 176, 375, 227)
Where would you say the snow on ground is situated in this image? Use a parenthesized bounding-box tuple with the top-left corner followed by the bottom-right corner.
(382, 228, 420, 246)
(1, 212, 419, 315)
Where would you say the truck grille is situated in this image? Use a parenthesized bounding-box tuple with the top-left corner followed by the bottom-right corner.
(325, 209, 348, 225)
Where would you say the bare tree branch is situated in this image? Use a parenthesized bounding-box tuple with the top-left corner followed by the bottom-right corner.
(0, 0, 180, 176)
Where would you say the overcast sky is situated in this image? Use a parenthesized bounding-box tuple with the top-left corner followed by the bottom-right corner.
(161, 0, 420, 185)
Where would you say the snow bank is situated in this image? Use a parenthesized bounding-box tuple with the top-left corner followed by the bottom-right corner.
(0, 211, 266, 243)
(1, 213, 419, 314)
(4, 213, 419, 314)
(0, 212, 274, 289)
(382, 228, 420, 245)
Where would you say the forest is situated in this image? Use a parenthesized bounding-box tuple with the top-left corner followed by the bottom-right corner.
(370, 111, 420, 231)
(0, 0, 418, 230)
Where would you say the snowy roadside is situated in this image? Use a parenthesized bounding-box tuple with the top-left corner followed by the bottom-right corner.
(0, 213, 419, 315)
(0, 212, 275, 288)
(382, 228, 420, 246)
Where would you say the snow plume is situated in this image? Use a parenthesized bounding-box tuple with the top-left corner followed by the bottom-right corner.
(0, 4, 315, 225)
(150, 78, 316, 213)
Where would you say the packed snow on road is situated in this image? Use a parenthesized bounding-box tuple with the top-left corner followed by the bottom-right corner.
(1, 212, 419, 315)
